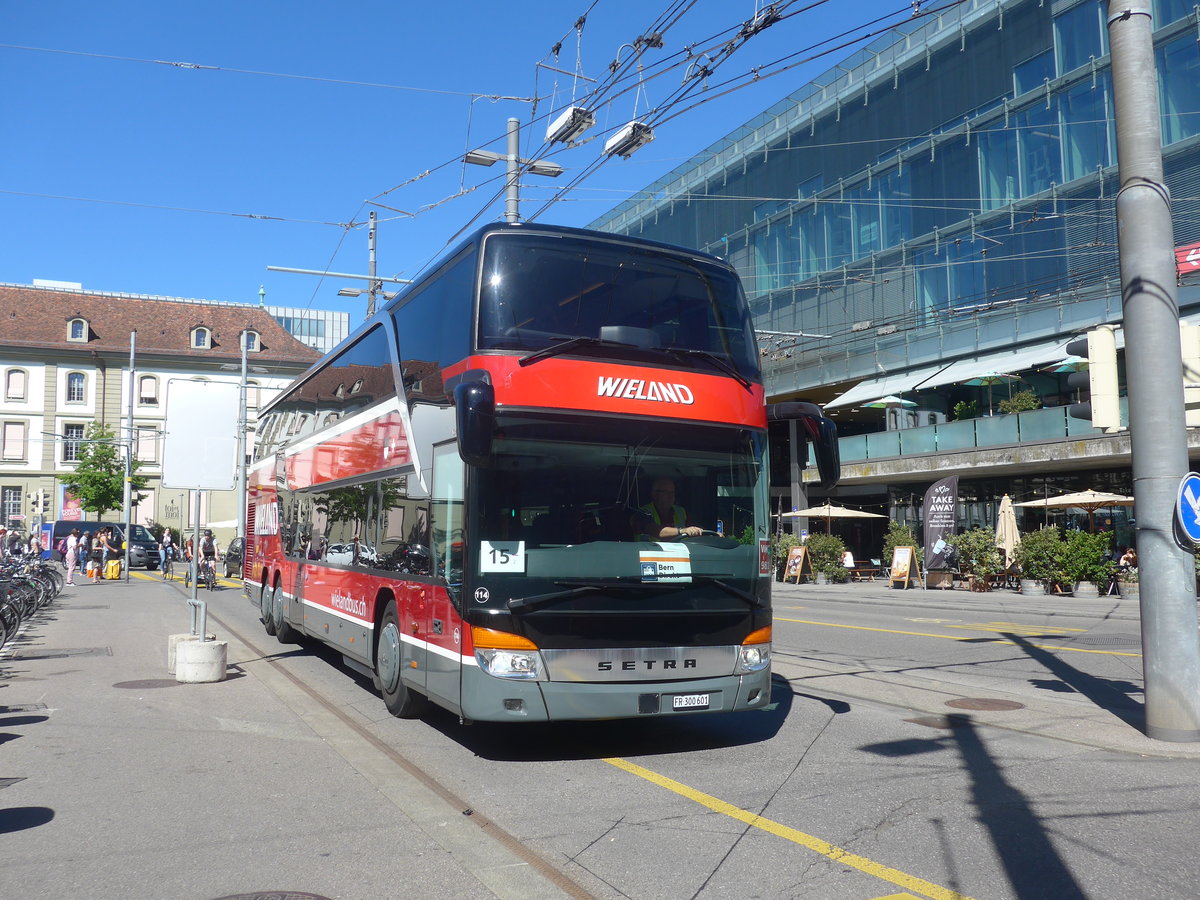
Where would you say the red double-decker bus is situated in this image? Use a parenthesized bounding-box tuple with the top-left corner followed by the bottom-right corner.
(245, 223, 838, 722)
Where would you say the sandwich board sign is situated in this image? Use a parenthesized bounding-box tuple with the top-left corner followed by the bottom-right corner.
(162, 379, 239, 491)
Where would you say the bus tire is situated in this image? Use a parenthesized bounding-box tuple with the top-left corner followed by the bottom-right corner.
(261, 581, 276, 635)
(271, 582, 298, 643)
(376, 599, 426, 719)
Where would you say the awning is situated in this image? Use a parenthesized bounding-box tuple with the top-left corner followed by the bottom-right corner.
(824, 363, 948, 409)
(914, 338, 1074, 391)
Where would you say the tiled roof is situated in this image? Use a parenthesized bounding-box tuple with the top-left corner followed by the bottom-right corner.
(0, 285, 322, 365)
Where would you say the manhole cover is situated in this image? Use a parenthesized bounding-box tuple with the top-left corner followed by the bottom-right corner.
(1072, 635, 1142, 647)
(946, 698, 1025, 711)
(113, 679, 183, 689)
(213, 894, 334, 900)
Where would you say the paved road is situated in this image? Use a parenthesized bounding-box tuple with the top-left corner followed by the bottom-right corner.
(4, 574, 1200, 899)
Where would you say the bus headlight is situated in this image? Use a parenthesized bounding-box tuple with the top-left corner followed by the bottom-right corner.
(735, 625, 772, 674)
(472, 626, 547, 681)
(475, 647, 547, 680)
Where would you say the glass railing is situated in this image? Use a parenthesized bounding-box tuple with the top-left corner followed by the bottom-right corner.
(838, 402, 1129, 463)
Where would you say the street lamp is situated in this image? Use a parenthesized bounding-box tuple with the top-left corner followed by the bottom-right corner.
(464, 117, 563, 223)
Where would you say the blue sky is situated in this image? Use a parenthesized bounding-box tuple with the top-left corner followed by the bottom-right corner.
(2, 1, 905, 325)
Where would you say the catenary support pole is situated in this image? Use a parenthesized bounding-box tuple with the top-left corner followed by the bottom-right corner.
(505, 116, 520, 223)
(235, 331, 248, 546)
(1108, 1, 1200, 741)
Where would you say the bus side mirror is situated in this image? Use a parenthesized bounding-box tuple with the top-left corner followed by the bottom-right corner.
(454, 380, 495, 467)
(766, 401, 841, 490)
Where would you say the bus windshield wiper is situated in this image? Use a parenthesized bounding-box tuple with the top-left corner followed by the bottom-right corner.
(519, 337, 636, 368)
(662, 348, 752, 390)
(507, 578, 679, 611)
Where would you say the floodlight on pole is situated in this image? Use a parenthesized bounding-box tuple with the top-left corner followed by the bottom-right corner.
(464, 117, 563, 223)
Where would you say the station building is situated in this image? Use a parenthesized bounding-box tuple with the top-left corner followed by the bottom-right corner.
(591, 0, 1200, 555)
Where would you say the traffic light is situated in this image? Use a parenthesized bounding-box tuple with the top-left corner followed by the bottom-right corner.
(1066, 325, 1120, 432)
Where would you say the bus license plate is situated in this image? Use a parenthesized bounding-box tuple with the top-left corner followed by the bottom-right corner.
(672, 693, 709, 710)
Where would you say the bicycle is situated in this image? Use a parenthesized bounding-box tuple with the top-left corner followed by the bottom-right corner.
(202, 555, 218, 591)
(161, 550, 174, 580)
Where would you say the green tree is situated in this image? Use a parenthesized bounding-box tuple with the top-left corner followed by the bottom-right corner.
(61, 423, 148, 516)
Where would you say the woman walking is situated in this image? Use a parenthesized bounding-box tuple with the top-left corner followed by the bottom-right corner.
(64, 528, 82, 586)
(87, 531, 102, 583)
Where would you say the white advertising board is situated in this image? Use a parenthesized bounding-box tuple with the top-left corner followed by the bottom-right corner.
(161, 379, 240, 490)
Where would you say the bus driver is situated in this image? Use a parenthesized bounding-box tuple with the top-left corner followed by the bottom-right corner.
(637, 477, 703, 540)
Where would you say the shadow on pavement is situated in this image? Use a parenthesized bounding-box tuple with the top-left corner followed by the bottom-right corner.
(862, 712, 1086, 899)
(1002, 631, 1145, 730)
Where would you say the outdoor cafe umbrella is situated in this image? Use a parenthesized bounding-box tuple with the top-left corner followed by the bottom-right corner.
(1014, 489, 1135, 532)
(994, 494, 1021, 567)
(861, 395, 917, 409)
(782, 502, 886, 534)
(1041, 355, 1088, 375)
(960, 371, 1021, 414)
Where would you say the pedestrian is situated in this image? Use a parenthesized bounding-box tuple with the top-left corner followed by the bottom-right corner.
(103, 528, 122, 579)
(88, 531, 103, 583)
(28, 532, 40, 557)
(64, 528, 82, 586)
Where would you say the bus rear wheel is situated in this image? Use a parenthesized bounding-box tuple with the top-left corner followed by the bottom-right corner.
(376, 600, 426, 719)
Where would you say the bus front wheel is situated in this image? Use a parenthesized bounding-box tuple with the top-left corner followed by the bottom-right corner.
(260, 582, 276, 635)
(376, 600, 426, 719)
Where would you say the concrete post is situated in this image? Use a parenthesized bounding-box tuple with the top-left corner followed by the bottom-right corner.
(1108, 0, 1200, 740)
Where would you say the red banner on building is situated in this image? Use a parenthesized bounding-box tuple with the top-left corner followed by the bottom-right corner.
(1176, 241, 1200, 276)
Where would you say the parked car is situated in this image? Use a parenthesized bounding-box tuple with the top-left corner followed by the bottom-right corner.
(46, 519, 160, 570)
(224, 537, 244, 578)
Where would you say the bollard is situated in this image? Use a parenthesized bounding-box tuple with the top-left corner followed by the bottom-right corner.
(167, 632, 216, 675)
(175, 639, 228, 683)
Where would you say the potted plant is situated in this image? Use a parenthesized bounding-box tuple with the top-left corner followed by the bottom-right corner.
(1117, 565, 1138, 600)
(952, 400, 980, 421)
(1058, 530, 1115, 598)
(947, 527, 1003, 591)
(1012, 525, 1062, 596)
(805, 533, 848, 584)
(882, 521, 923, 571)
(997, 389, 1041, 415)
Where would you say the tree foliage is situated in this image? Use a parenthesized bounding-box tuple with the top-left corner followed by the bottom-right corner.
(61, 423, 148, 517)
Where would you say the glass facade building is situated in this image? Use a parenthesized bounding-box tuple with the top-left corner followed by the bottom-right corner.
(590, 0, 1200, 547)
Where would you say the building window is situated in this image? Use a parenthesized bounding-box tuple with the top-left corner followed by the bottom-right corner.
(4, 368, 27, 401)
(2, 421, 26, 461)
(138, 374, 159, 405)
(191, 327, 211, 349)
(246, 379, 260, 410)
(66, 372, 86, 403)
(243, 331, 259, 352)
(63, 423, 85, 462)
(1054, 1, 1106, 76)
(68, 318, 88, 342)
(135, 426, 157, 463)
(2, 486, 21, 525)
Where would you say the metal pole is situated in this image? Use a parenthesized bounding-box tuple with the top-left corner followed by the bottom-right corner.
(505, 116, 520, 223)
(1108, 1, 1200, 741)
(367, 210, 378, 317)
(236, 332, 248, 545)
(123, 331, 136, 583)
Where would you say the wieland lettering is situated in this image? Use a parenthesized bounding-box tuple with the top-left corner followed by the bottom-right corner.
(597, 376, 695, 405)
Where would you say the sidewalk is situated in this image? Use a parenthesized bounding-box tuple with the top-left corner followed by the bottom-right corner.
(771, 576, 1200, 760)
(0, 575, 564, 900)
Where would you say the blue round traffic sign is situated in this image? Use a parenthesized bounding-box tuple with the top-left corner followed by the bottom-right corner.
(1176, 473, 1200, 545)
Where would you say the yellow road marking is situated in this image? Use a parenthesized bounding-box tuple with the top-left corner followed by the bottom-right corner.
(604, 757, 976, 900)
(947, 621, 1086, 636)
(776, 616, 1141, 657)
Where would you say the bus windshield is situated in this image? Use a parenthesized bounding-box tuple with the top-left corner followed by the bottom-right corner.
(477, 233, 760, 382)
(472, 417, 768, 602)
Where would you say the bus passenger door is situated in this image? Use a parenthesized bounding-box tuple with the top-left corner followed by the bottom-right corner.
(424, 442, 465, 709)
